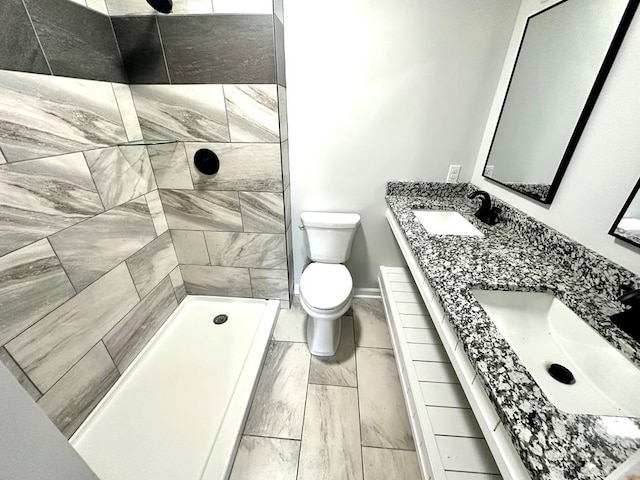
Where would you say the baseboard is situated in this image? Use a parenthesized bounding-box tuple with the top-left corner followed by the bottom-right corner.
(292, 284, 380, 298)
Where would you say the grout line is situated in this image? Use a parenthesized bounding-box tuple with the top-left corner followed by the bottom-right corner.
(107, 15, 128, 83)
(221, 84, 233, 142)
(20, 0, 54, 75)
(361, 444, 419, 453)
(155, 16, 172, 84)
(294, 355, 312, 480)
(101, 339, 121, 374)
(353, 345, 366, 479)
(1, 347, 44, 396)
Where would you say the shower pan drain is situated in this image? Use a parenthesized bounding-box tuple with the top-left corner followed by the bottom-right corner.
(213, 314, 228, 325)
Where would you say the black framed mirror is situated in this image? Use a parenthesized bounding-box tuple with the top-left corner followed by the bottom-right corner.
(610, 178, 640, 248)
(482, 0, 639, 204)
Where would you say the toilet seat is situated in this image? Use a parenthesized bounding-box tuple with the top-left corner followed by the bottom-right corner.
(300, 263, 353, 311)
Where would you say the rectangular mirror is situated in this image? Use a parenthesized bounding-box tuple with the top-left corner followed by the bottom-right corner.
(482, 0, 638, 204)
(611, 178, 640, 248)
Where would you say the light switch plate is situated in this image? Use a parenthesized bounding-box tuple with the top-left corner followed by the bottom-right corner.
(447, 165, 461, 183)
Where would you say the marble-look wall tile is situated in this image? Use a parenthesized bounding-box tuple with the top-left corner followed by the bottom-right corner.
(126, 231, 178, 298)
(171, 230, 209, 265)
(130, 85, 229, 142)
(147, 142, 193, 189)
(0, 240, 75, 346)
(244, 341, 310, 439)
(284, 185, 291, 228)
(356, 348, 414, 450)
(0, 152, 104, 256)
(49, 197, 156, 291)
(37, 342, 119, 438)
(213, 0, 273, 14)
(0, 70, 127, 162)
(112, 83, 143, 142)
(111, 16, 169, 84)
(297, 384, 362, 480)
(250, 269, 288, 300)
(240, 191, 285, 233)
(0, 0, 50, 75)
(6, 263, 139, 393)
(273, 0, 284, 22)
(186, 143, 282, 192)
(169, 266, 187, 303)
(205, 232, 286, 269)
(160, 190, 242, 231)
(281, 140, 290, 189)
(278, 86, 288, 142)
(106, 0, 212, 15)
(181, 265, 251, 297)
(84, 146, 156, 210)
(104, 278, 177, 373)
(230, 436, 299, 480)
(0, 149, 6, 164)
(23, 0, 126, 83)
(275, 18, 286, 87)
(145, 190, 169, 235)
(158, 15, 276, 84)
(0, 347, 42, 401)
(225, 85, 279, 142)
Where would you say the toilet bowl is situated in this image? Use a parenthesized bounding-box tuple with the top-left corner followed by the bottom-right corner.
(299, 212, 360, 356)
(300, 263, 353, 356)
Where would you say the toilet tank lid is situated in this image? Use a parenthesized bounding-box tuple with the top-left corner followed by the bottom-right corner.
(301, 212, 361, 229)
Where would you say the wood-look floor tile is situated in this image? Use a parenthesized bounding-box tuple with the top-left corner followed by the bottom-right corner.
(244, 341, 309, 439)
(309, 316, 356, 387)
(356, 347, 414, 450)
(362, 447, 421, 480)
(297, 384, 362, 480)
(229, 435, 299, 480)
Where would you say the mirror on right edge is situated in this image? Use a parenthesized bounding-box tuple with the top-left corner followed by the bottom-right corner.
(610, 179, 640, 249)
(482, 0, 638, 204)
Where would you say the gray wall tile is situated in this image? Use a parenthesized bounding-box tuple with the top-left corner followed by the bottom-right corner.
(225, 85, 279, 142)
(6, 263, 139, 393)
(181, 265, 251, 297)
(145, 190, 169, 235)
(186, 143, 282, 192)
(275, 18, 286, 87)
(0, 70, 127, 162)
(284, 185, 292, 228)
(278, 86, 288, 142)
(147, 142, 193, 189)
(37, 342, 119, 438)
(160, 190, 242, 231)
(0, 240, 75, 346)
(126, 231, 178, 297)
(205, 232, 286, 269)
(0, 0, 50, 75)
(112, 83, 143, 142)
(130, 85, 229, 142)
(169, 266, 187, 303)
(104, 278, 177, 373)
(84, 146, 156, 210)
(250, 268, 288, 300)
(0, 347, 42, 401)
(171, 230, 209, 265)
(281, 140, 290, 189)
(23, 0, 126, 82)
(239, 191, 285, 233)
(158, 15, 276, 84)
(112, 16, 170, 84)
(49, 197, 156, 291)
(0, 152, 104, 256)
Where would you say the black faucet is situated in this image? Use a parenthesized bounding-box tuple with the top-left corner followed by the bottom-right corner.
(610, 285, 640, 342)
(467, 190, 501, 225)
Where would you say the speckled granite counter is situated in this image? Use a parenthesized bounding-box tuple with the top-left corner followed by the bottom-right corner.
(386, 181, 640, 480)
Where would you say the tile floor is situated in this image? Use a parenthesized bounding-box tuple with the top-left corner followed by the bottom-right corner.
(229, 296, 422, 480)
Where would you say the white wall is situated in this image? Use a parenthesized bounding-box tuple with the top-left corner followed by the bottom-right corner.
(471, 0, 640, 276)
(285, 0, 521, 288)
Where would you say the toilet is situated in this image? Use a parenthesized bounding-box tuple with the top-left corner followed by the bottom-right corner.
(299, 211, 360, 356)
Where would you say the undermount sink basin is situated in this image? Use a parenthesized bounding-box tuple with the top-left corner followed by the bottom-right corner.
(471, 289, 640, 418)
(412, 210, 483, 237)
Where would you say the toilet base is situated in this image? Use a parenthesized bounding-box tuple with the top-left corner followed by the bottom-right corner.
(306, 315, 342, 356)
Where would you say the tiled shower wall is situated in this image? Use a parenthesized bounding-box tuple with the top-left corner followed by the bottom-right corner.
(0, 0, 290, 437)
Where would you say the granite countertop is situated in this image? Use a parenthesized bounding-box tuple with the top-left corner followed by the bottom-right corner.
(385, 184, 640, 480)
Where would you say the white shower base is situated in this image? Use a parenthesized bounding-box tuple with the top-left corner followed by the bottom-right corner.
(70, 296, 280, 480)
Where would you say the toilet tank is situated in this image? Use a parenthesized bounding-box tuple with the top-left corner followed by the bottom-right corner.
(301, 211, 361, 263)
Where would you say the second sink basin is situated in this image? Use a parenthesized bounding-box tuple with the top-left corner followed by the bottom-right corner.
(412, 210, 483, 236)
(471, 289, 640, 418)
